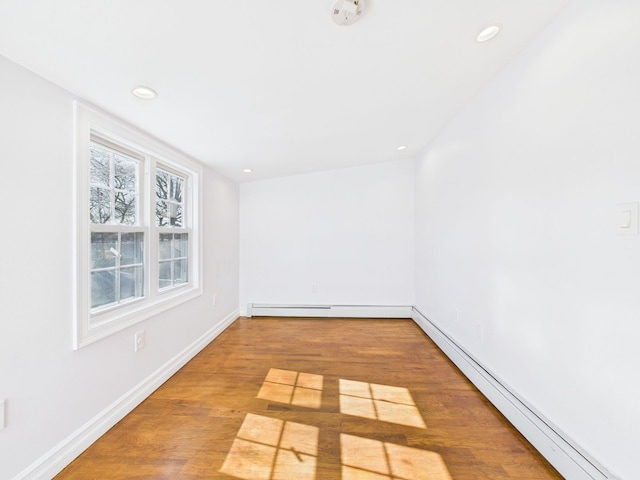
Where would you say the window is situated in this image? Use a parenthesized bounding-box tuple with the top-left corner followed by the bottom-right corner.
(89, 138, 145, 311)
(159, 233, 189, 289)
(156, 168, 190, 289)
(90, 140, 140, 226)
(155, 168, 184, 227)
(90, 232, 144, 309)
(74, 103, 202, 348)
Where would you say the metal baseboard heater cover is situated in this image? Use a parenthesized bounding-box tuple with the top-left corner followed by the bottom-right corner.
(411, 307, 620, 480)
(247, 304, 412, 318)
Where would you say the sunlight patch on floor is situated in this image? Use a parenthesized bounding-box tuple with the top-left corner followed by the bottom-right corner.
(220, 413, 319, 480)
(339, 379, 426, 429)
(341, 433, 452, 480)
(222, 370, 447, 480)
(257, 368, 324, 409)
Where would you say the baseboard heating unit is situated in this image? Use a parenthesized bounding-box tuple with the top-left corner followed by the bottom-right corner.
(247, 303, 412, 319)
(411, 307, 619, 480)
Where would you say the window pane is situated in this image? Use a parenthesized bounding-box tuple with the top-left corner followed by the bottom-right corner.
(89, 143, 110, 187)
(114, 154, 137, 192)
(159, 234, 173, 260)
(121, 232, 144, 265)
(175, 204, 183, 227)
(91, 270, 116, 308)
(174, 259, 188, 285)
(120, 266, 144, 302)
(90, 140, 139, 226)
(156, 170, 185, 228)
(156, 201, 168, 227)
(156, 170, 168, 200)
(169, 202, 182, 226)
(174, 233, 188, 258)
(170, 175, 184, 202)
(90, 187, 111, 224)
(91, 233, 118, 269)
(159, 261, 172, 289)
(114, 191, 137, 225)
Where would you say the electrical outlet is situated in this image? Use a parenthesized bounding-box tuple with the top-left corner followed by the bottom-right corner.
(0, 398, 6, 430)
(212, 294, 217, 307)
(312, 283, 317, 294)
(135, 331, 145, 352)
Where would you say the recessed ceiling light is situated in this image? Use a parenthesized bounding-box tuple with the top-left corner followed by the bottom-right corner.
(132, 86, 158, 99)
(476, 24, 501, 42)
(397, 145, 407, 151)
(243, 168, 253, 173)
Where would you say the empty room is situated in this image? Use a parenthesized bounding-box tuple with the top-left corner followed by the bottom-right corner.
(0, 1, 638, 479)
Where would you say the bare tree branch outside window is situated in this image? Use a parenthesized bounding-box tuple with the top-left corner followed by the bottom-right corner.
(89, 142, 139, 225)
(156, 169, 184, 227)
(156, 168, 187, 288)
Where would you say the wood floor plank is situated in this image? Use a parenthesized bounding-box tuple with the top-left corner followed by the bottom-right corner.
(55, 318, 562, 479)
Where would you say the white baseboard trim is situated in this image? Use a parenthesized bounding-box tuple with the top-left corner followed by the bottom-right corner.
(13, 309, 239, 480)
(13, 306, 619, 480)
(411, 307, 619, 480)
(247, 303, 412, 318)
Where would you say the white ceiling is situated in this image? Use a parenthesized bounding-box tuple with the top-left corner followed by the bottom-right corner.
(0, 0, 572, 182)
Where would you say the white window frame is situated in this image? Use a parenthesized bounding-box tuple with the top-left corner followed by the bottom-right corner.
(155, 165, 191, 290)
(74, 102, 202, 349)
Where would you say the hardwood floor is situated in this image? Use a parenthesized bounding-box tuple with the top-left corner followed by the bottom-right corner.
(55, 318, 563, 479)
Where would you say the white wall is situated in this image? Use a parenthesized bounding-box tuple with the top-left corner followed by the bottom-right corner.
(0, 56, 239, 479)
(6, 0, 640, 477)
(414, 1, 640, 478)
(240, 160, 415, 310)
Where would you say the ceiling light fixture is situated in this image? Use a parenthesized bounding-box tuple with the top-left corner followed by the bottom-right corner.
(331, 0, 365, 26)
(243, 168, 253, 173)
(397, 145, 407, 151)
(476, 24, 501, 42)
(132, 86, 158, 99)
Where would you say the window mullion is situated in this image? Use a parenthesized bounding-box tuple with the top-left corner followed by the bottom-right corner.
(90, 224, 146, 233)
(148, 156, 158, 298)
